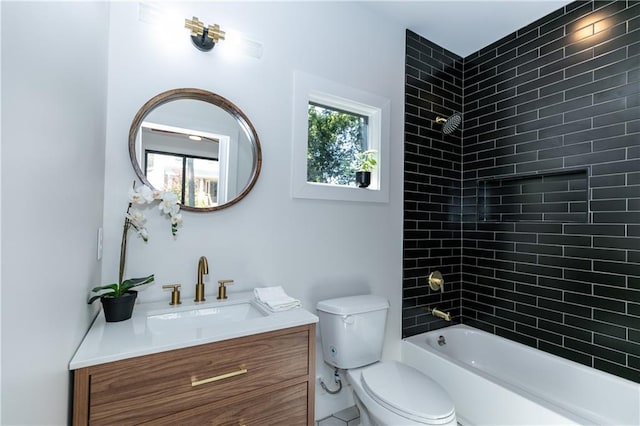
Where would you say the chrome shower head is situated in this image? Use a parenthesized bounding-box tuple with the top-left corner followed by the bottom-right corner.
(435, 113, 462, 135)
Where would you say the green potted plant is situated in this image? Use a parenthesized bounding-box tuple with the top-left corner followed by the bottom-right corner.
(355, 149, 378, 188)
(88, 183, 183, 322)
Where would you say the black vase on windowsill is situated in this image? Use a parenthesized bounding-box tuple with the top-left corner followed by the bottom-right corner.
(355, 171, 371, 188)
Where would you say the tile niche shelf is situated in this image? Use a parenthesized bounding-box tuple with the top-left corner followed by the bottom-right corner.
(477, 168, 590, 223)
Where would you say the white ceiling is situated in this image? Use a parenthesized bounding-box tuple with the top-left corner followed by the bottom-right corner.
(362, 1, 573, 57)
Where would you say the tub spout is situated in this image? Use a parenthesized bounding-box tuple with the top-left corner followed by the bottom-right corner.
(432, 308, 451, 322)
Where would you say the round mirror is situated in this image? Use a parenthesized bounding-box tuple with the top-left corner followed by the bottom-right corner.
(129, 88, 262, 212)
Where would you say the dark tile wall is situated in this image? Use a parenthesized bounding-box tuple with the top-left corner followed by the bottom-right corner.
(403, 1, 640, 383)
(403, 31, 463, 336)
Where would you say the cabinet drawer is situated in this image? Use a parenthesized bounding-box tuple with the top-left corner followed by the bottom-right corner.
(143, 382, 309, 426)
(87, 328, 309, 425)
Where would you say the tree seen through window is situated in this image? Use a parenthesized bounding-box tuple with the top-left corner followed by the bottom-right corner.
(307, 102, 368, 186)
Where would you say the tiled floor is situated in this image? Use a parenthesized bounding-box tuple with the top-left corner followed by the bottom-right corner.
(316, 406, 360, 426)
(317, 405, 464, 426)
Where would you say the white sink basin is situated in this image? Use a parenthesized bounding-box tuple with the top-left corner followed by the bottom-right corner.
(146, 302, 267, 333)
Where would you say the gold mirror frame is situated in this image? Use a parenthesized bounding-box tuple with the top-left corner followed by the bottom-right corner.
(128, 88, 262, 212)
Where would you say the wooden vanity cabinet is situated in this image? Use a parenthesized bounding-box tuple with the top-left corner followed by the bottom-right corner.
(72, 324, 316, 425)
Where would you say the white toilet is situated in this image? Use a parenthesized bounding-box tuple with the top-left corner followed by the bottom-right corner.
(317, 295, 457, 426)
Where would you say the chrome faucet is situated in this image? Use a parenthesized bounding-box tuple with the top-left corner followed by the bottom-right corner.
(195, 256, 209, 302)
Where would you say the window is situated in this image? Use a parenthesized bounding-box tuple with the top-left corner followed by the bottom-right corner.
(292, 71, 390, 203)
(307, 102, 368, 186)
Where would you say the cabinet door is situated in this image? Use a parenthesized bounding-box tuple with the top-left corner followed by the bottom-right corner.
(74, 326, 312, 425)
(141, 382, 309, 426)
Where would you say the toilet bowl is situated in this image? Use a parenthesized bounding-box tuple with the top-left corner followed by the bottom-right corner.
(347, 361, 457, 426)
(316, 295, 457, 426)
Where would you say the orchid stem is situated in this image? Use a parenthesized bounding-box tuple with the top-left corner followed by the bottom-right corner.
(118, 203, 132, 291)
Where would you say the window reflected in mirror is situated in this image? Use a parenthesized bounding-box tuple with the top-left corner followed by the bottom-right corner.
(139, 119, 235, 209)
(145, 151, 219, 208)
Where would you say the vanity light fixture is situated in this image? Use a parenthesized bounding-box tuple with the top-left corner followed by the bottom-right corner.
(184, 16, 225, 52)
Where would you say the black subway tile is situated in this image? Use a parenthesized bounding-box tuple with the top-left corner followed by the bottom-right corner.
(593, 285, 640, 304)
(539, 119, 593, 139)
(538, 277, 593, 294)
(564, 314, 627, 339)
(516, 158, 564, 174)
(593, 359, 640, 383)
(564, 246, 626, 262)
(565, 336, 627, 364)
(592, 159, 640, 176)
(594, 134, 640, 152)
(543, 49, 595, 77)
(594, 309, 640, 330)
(593, 212, 640, 224)
(514, 223, 563, 233)
(595, 56, 640, 81)
(516, 263, 563, 278)
(541, 72, 594, 99)
(566, 293, 627, 313)
(539, 319, 593, 342)
(594, 260, 640, 277)
(540, 95, 593, 118)
(566, 73, 626, 101)
(517, 323, 564, 345)
(564, 224, 626, 236)
(565, 47, 626, 79)
(565, 268, 627, 287)
(516, 282, 563, 300)
(594, 236, 640, 250)
(568, 124, 628, 147)
(565, 98, 626, 123)
(538, 297, 592, 318)
(538, 234, 591, 246)
(495, 288, 537, 305)
(495, 327, 539, 348)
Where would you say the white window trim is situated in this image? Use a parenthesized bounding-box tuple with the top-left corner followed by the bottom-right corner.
(291, 70, 390, 203)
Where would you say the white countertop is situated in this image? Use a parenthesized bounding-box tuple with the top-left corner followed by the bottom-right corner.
(69, 291, 318, 370)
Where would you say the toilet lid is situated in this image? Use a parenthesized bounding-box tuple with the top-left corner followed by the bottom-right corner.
(361, 361, 455, 424)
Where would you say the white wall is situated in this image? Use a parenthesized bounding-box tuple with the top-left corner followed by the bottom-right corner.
(1, 2, 109, 425)
(102, 1, 405, 419)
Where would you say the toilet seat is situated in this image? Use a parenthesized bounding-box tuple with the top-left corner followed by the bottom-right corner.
(361, 361, 456, 424)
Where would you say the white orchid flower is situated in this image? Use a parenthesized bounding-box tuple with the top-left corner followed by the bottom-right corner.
(128, 187, 145, 204)
(137, 227, 149, 241)
(151, 189, 163, 200)
(171, 213, 183, 225)
(137, 185, 154, 203)
(127, 208, 147, 229)
(159, 192, 179, 214)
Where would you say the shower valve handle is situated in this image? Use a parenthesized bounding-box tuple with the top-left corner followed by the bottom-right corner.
(428, 271, 444, 293)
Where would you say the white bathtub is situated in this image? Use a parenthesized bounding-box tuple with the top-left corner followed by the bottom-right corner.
(402, 324, 640, 426)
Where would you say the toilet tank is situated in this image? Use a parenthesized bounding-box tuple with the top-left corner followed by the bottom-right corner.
(316, 295, 389, 369)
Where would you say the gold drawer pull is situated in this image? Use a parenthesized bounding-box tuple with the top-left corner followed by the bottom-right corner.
(191, 368, 248, 387)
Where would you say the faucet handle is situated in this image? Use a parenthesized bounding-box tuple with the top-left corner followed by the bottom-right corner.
(217, 280, 234, 300)
(162, 284, 182, 305)
(428, 271, 444, 293)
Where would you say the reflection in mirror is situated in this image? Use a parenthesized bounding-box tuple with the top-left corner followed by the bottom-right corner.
(129, 89, 261, 212)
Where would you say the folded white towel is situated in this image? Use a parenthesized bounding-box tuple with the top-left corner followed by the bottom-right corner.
(254, 286, 301, 312)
